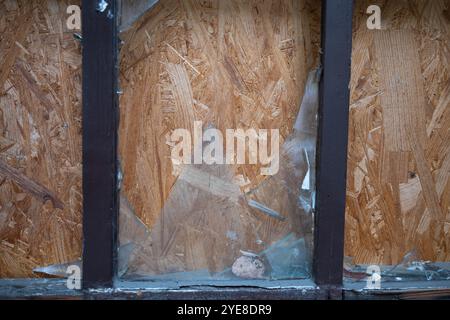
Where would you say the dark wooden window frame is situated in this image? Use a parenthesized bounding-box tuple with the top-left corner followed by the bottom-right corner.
(82, 0, 119, 289)
(81, 0, 354, 291)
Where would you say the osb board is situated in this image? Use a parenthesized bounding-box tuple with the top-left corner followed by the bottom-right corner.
(0, 0, 82, 278)
(119, 0, 321, 230)
(118, 0, 321, 277)
(345, 0, 450, 265)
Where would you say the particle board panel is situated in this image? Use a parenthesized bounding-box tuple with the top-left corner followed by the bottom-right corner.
(119, 0, 321, 228)
(0, 0, 82, 278)
(118, 0, 321, 277)
(345, 0, 450, 265)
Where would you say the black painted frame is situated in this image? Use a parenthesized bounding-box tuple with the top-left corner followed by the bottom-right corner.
(82, 0, 119, 288)
(314, 0, 354, 286)
(81, 0, 354, 290)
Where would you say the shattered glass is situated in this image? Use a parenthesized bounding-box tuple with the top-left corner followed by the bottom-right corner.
(115, 0, 322, 282)
(117, 68, 321, 281)
(344, 251, 450, 284)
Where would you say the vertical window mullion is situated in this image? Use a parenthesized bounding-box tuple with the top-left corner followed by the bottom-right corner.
(313, 0, 354, 286)
(82, 0, 119, 289)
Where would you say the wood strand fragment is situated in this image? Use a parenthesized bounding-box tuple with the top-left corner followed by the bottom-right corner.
(0, 160, 64, 209)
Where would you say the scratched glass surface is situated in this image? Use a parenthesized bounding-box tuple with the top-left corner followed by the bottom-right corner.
(117, 0, 322, 281)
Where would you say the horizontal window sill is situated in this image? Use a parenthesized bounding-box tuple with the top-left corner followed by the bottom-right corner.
(1, 279, 450, 300)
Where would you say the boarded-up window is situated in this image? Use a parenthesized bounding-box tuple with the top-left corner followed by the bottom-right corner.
(0, 0, 82, 278)
(118, 0, 322, 281)
(345, 0, 450, 282)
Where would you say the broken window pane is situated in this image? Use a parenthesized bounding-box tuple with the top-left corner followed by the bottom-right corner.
(118, 0, 322, 281)
(345, 0, 450, 284)
(0, 0, 83, 278)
